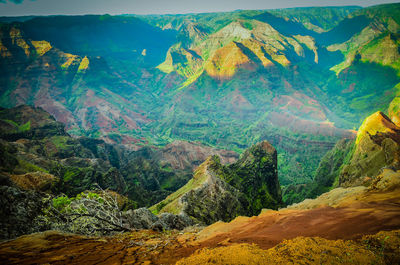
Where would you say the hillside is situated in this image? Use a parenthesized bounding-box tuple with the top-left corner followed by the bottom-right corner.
(3, 4, 400, 186)
(284, 95, 400, 204)
(151, 141, 282, 224)
(0, 105, 243, 239)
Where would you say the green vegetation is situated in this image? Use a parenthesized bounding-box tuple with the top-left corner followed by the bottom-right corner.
(150, 157, 211, 214)
(18, 159, 49, 173)
(1, 4, 400, 211)
(1, 120, 31, 133)
(283, 139, 355, 205)
(52, 196, 72, 212)
(44, 190, 131, 236)
(152, 142, 282, 222)
(269, 6, 360, 31)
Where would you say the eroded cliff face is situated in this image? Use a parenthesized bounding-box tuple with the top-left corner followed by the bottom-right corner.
(150, 156, 248, 224)
(339, 111, 400, 187)
(225, 141, 282, 215)
(151, 141, 282, 224)
(177, 156, 248, 225)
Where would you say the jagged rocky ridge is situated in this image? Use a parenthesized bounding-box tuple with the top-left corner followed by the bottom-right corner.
(152, 141, 282, 224)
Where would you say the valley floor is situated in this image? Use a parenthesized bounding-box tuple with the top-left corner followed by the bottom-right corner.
(1, 170, 400, 264)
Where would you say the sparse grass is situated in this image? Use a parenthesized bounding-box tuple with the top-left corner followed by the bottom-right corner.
(1, 119, 30, 132)
(150, 157, 211, 214)
(17, 159, 49, 173)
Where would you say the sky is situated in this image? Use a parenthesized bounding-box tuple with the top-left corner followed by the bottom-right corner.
(0, 0, 399, 16)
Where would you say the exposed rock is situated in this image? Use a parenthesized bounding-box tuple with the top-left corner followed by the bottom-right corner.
(123, 208, 158, 230)
(181, 157, 248, 224)
(389, 96, 400, 126)
(0, 185, 45, 240)
(225, 141, 282, 215)
(369, 168, 400, 192)
(288, 168, 400, 210)
(9, 171, 58, 192)
(122, 208, 193, 231)
(355, 111, 400, 145)
(151, 141, 282, 224)
(339, 111, 400, 187)
(155, 213, 194, 231)
(1, 229, 400, 265)
(151, 156, 248, 225)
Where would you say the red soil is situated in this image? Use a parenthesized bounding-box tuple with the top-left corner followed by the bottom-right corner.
(1, 188, 400, 264)
(195, 199, 400, 250)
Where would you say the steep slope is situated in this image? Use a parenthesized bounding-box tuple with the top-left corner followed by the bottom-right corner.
(222, 141, 282, 215)
(0, 20, 155, 145)
(323, 4, 400, 126)
(284, 104, 400, 204)
(20, 15, 176, 66)
(159, 140, 238, 170)
(0, 106, 246, 239)
(282, 138, 354, 205)
(389, 96, 400, 126)
(1, 4, 400, 198)
(151, 141, 282, 223)
(0, 106, 128, 194)
(339, 111, 400, 187)
(151, 156, 247, 224)
(0, 106, 238, 208)
(268, 6, 361, 32)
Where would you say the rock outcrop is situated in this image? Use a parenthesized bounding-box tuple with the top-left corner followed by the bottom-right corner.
(8, 171, 58, 192)
(122, 208, 193, 231)
(339, 111, 400, 187)
(389, 96, 400, 126)
(151, 141, 282, 224)
(0, 185, 45, 240)
(225, 141, 282, 215)
(151, 156, 248, 225)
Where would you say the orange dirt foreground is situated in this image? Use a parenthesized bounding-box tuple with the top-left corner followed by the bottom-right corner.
(1, 170, 400, 264)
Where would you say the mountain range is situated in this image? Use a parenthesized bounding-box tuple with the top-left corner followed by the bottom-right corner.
(1, 3, 400, 264)
(2, 3, 400, 191)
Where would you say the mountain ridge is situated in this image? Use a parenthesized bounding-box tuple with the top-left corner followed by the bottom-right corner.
(1, 2, 400, 202)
